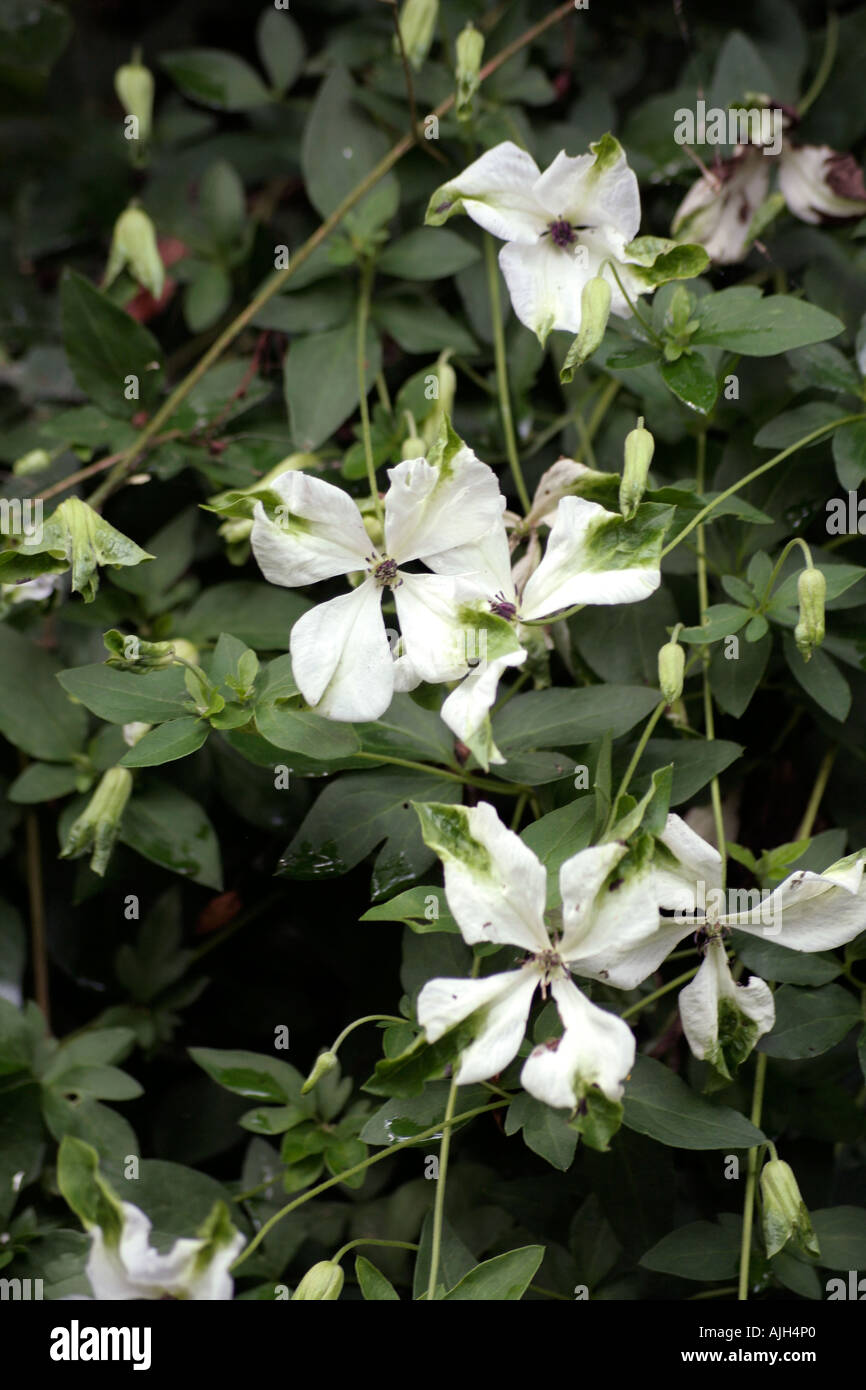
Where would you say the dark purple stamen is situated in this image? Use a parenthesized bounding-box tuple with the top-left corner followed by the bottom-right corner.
(547, 218, 577, 248)
(490, 591, 517, 620)
(373, 557, 400, 587)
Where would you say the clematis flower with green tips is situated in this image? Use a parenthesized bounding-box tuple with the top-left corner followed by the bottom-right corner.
(678, 938, 775, 1085)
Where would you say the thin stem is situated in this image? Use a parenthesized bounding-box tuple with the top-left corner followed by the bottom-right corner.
(330, 1013, 406, 1054)
(695, 429, 726, 883)
(483, 232, 530, 514)
(738, 1052, 768, 1301)
(620, 966, 699, 1020)
(798, 11, 839, 117)
(661, 415, 866, 559)
(333, 1237, 418, 1264)
(795, 747, 837, 841)
(35, 432, 184, 503)
(758, 536, 814, 609)
(426, 1075, 459, 1300)
(352, 749, 525, 796)
(357, 259, 381, 519)
(24, 804, 50, 1027)
(586, 378, 622, 440)
(230, 1098, 509, 1271)
(602, 699, 667, 836)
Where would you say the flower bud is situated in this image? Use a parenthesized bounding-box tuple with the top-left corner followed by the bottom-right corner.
(301, 1050, 339, 1095)
(619, 417, 655, 521)
(795, 567, 826, 661)
(60, 768, 133, 877)
(122, 722, 152, 748)
(760, 1158, 820, 1259)
(291, 1260, 344, 1301)
(104, 206, 164, 300)
(362, 510, 385, 549)
(13, 448, 52, 476)
(114, 57, 155, 144)
(658, 639, 685, 706)
(560, 277, 612, 383)
(455, 23, 484, 121)
(394, 0, 438, 71)
(104, 630, 196, 672)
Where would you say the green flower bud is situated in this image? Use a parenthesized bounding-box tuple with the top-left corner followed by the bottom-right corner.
(122, 722, 152, 748)
(301, 1050, 339, 1095)
(114, 57, 155, 144)
(658, 639, 685, 706)
(760, 1158, 820, 1260)
(560, 277, 612, 383)
(455, 23, 484, 121)
(394, 0, 438, 71)
(103, 630, 197, 672)
(13, 448, 52, 476)
(291, 1260, 344, 1301)
(619, 417, 655, 521)
(362, 511, 385, 549)
(104, 206, 164, 300)
(60, 768, 133, 877)
(795, 567, 826, 661)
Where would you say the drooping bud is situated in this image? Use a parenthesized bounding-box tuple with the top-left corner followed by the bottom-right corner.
(291, 1260, 345, 1301)
(60, 767, 133, 877)
(794, 567, 826, 661)
(394, 0, 438, 71)
(301, 1050, 339, 1095)
(560, 277, 612, 383)
(658, 638, 685, 706)
(619, 417, 655, 521)
(455, 23, 484, 122)
(104, 206, 165, 300)
(114, 56, 155, 145)
(421, 354, 457, 450)
(103, 630, 197, 672)
(760, 1158, 820, 1260)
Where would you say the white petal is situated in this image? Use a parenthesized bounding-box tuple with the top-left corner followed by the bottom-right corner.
(671, 151, 769, 265)
(722, 855, 866, 950)
(499, 238, 595, 344)
(520, 496, 661, 620)
(562, 857, 690, 990)
(393, 572, 469, 684)
(290, 580, 393, 720)
(424, 521, 515, 601)
(250, 471, 370, 586)
(440, 647, 527, 750)
(679, 939, 775, 1069)
(779, 145, 866, 224)
(416, 800, 549, 952)
(384, 451, 504, 564)
(654, 813, 724, 912)
(417, 967, 539, 1084)
(520, 977, 635, 1109)
(426, 141, 547, 243)
(533, 141, 641, 243)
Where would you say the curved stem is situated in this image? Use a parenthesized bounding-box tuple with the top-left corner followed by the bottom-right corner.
(352, 749, 526, 796)
(602, 698, 667, 837)
(333, 1237, 418, 1264)
(738, 1052, 768, 1301)
(230, 1097, 509, 1271)
(798, 11, 839, 117)
(357, 259, 382, 519)
(620, 965, 699, 1020)
(330, 1013, 406, 1054)
(758, 536, 813, 609)
(484, 233, 530, 513)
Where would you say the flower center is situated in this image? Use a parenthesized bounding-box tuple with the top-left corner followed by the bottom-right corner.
(547, 218, 578, 248)
(490, 591, 517, 620)
(533, 948, 565, 996)
(370, 555, 401, 588)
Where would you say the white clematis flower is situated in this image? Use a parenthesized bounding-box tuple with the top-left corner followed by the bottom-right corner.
(425, 135, 652, 345)
(413, 801, 638, 1145)
(249, 434, 504, 722)
(86, 1199, 244, 1301)
(678, 938, 775, 1083)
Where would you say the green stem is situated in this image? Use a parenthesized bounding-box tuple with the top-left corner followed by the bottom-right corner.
(230, 1098, 509, 1271)
(484, 233, 531, 514)
(352, 749, 525, 796)
(333, 1237, 418, 1264)
(758, 536, 814, 609)
(602, 699, 667, 837)
(330, 1013, 406, 1054)
(426, 1075, 459, 1300)
(695, 430, 726, 884)
(797, 11, 839, 117)
(661, 415, 866, 559)
(795, 746, 837, 841)
(357, 259, 382, 519)
(586, 377, 622, 439)
(620, 966, 699, 1020)
(738, 1052, 768, 1301)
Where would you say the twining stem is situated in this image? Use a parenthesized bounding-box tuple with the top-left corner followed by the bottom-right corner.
(332, 1237, 418, 1264)
(484, 233, 531, 514)
(88, 0, 578, 508)
(231, 1098, 509, 1270)
(694, 430, 727, 882)
(24, 804, 50, 1027)
(602, 698, 668, 837)
(661, 415, 866, 559)
(758, 536, 814, 608)
(798, 10, 839, 117)
(738, 1051, 768, 1301)
(795, 747, 838, 841)
(620, 966, 699, 1020)
(426, 1074, 460, 1300)
(352, 749, 526, 796)
(330, 1013, 406, 1054)
(357, 258, 382, 519)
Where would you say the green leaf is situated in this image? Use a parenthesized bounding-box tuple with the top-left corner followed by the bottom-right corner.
(753, 401, 846, 452)
(60, 270, 164, 419)
(182, 582, 310, 649)
(284, 320, 381, 452)
(184, 263, 231, 332)
(119, 780, 222, 888)
(660, 351, 718, 415)
(622, 1056, 765, 1149)
(728, 931, 841, 986)
(378, 228, 480, 280)
(372, 298, 477, 356)
(256, 8, 305, 95)
(833, 419, 866, 489)
(679, 604, 753, 644)
(692, 288, 844, 356)
(0, 624, 86, 760)
(709, 632, 772, 718)
(56, 665, 188, 725)
(758, 984, 861, 1059)
(120, 717, 209, 767)
(413, 1214, 475, 1301)
(521, 798, 596, 905)
(640, 1216, 741, 1280)
(504, 1092, 578, 1171)
(441, 1246, 544, 1301)
(160, 49, 272, 111)
(811, 1208, 866, 1270)
(301, 66, 397, 223)
(255, 701, 359, 760)
(356, 1255, 400, 1300)
(280, 770, 462, 900)
(9, 761, 82, 803)
(360, 885, 458, 934)
(493, 686, 660, 754)
(631, 738, 743, 804)
(355, 694, 454, 765)
(782, 635, 851, 721)
(787, 343, 861, 396)
(189, 1047, 306, 1104)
